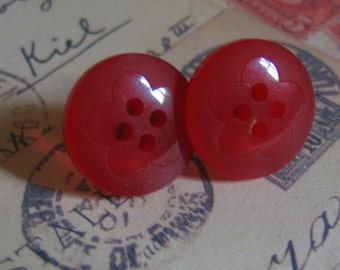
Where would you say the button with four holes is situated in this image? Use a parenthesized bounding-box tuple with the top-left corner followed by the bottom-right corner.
(64, 53, 193, 196)
(184, 39, 315, 179)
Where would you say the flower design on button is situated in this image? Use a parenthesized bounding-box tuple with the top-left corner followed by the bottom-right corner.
(86, 71, 177, 177)
(209, 57, 304, 158)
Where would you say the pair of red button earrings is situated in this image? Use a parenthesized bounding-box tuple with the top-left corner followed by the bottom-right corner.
(64, 39, 315, 196)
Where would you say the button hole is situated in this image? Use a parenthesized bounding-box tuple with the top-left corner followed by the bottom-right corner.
(252, 83, 268, 101)
(114, 123, 133, 141)
(252, 122, 268, 138)
(139, 134, 156, 152)
(150, 110, 167, 127)
(269, 101, 285, 119)
(234, 104, 252, 122)
(126, 98, 144, 116)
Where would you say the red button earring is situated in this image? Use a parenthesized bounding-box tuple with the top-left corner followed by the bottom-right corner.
(184, 39, 315, 179)
(64, 53, 193, 196)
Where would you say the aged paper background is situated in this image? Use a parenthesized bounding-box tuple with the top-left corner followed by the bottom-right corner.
(0, 1, 339, 270)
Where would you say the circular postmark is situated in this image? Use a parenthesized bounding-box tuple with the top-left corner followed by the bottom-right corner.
(22, 142, 213, 270)
(0, 69, 49, 163)
(283, 43, 340, 100)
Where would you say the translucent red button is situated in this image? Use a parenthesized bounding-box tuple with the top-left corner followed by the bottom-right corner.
(64, 54, 193, 196)
(184, 39, 315, 179)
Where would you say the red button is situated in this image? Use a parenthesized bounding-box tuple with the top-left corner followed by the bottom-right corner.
(185, 39, 315, 179)
(64, 54, 193, 195)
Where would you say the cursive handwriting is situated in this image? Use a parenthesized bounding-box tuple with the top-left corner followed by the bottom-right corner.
(268, 196, 340, 270)
(40, 0, 52, 11)
(146, 15, 194, 56)
(20, 18, 105, 77)
(0, 0, 26, 14)
(0, 0, 50, 14)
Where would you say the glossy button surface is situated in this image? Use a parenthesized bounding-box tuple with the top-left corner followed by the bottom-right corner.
(64, 54, 193, 195)
(185, 39, 315, 179)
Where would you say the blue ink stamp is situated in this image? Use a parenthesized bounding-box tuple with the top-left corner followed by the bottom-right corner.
(22, 143, 213, 270)
(0, 69, 49, 163)
(267, 44, 340, 190)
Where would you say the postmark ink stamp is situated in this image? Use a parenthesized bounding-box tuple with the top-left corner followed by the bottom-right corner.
(0, 69, 49, 163)
(267, 44, 340, 190)
(22, 142, 213, 270)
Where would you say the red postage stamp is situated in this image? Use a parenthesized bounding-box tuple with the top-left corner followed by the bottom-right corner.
(230, 0, 340, 39)
(326, 16, 340, 46)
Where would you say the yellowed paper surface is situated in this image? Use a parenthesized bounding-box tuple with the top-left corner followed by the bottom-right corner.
(0, 1, 339, 270)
